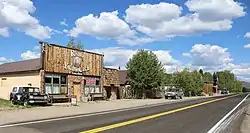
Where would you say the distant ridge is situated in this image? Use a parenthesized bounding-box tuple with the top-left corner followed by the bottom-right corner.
(241, 81, 250, 88)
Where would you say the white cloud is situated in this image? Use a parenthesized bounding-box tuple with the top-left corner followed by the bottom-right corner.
(183, 43, 250, 82)
(33, 45, 40, 50)
(89, 47, 178, 69)
(60, 19, 68, 26)
(125, 2, 182, 29)
(69, 11, 135, 39)
(184, 44, 232, 67)
(63, 29, 69, 33)
(0, 0, 53, 39)
(126, 8, 233, 38)
(245, 32, 250, 38)
(182, 53, 191, 57)
(68, 1, 245, 45)
(0, 57, 13, 64)
(69, 10, 155, 46)
(21, 50, 40, 60)
(237, 76, 250, 82)
(124, 1, 245, 40)
(231, 64, 250, 82)
(0, 27, 9, 37)
(89, 47, 136, 67)
(52, 29, 63, 34)
(163, 65, 181, 73)
(185, 0, 245, 21)
(154, 50, 178, 65)
(244, 44, 250, 48)
(232, 68, 250, 75)
(0, 57, 6, 61)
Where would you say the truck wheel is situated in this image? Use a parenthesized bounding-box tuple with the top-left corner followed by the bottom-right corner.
(165, 96, 168, 99)
(23, 99, 29, 107)
(11, 99, 16, 105)
(179, 96, 183, 99)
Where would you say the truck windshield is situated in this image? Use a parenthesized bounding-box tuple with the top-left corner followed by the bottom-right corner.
(169, 89, 177, 92)
(22, 87, 40, 93)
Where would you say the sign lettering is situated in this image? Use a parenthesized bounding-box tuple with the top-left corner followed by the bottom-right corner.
(64, 50, 89, 74)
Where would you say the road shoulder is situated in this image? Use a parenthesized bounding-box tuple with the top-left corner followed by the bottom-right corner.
(240, 104, 250, 133)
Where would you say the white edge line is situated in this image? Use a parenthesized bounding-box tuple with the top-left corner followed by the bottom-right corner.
(207, 93, 250, 133)
(217, 106, 246, 132)
(0, 97, 206, 128)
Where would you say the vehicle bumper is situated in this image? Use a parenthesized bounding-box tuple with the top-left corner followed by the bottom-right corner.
(165, 94, 175, 97)
(29, 100, 49, 104)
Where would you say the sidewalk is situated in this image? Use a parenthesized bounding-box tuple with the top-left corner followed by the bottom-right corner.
(240, 104, 250, 133)
(0, 96, 210, 125)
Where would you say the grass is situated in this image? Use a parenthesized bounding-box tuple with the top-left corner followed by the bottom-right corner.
(0, 99, 35, 111)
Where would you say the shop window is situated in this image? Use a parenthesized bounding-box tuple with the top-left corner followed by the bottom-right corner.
(95, 79, 100, 93)
(84, 78, 101, 95)
(53, 77, 60, 84)
(96, 80, 100, 86)
(45, 74, 67, 94)
(61, 76, 67, 84)
(45, 77, 51, 84)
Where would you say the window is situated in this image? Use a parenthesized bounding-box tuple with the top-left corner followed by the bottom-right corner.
(45, 74, 67, 94)
(53, 76, 60, 84)
(21, 87, 40, 93)
(12, 87, 17, 92)
(96, 80, 100, 86)
(84, 78, 101, 95)
(61, 76, 67, 84)
(45, 77, 51, 84)
(95, 79, 100, 93)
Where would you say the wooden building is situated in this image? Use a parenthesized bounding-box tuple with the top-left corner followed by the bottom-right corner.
(0, 42, 104, 102)
(118, 70, 131, 98)
(103, 68, 120, 100)
(203, 81, 218, 96)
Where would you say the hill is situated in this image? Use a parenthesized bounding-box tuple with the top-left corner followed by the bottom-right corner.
(241, 81, 250, 88)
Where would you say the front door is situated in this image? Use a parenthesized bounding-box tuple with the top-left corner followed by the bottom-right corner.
(73, 83, 80, 101)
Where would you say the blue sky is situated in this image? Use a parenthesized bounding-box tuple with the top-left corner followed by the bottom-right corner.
(0, 0, 250, 82)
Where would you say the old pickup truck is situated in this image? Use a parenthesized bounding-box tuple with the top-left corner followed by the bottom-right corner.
(10, 86, 51, 106)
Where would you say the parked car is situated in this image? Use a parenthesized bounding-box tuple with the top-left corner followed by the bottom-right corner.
(221, 89, 229, 94)
(10, 86, 51, 106)
(165, 88, 184, 99)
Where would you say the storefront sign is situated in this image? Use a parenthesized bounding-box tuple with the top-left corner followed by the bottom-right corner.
(64, 50, 89, 74)
(85, 77, 96, 86)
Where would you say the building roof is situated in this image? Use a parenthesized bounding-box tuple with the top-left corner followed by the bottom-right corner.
(39, 41, 104, 56)
(0, 58, 41, 74)
(118, 70, 128, 85)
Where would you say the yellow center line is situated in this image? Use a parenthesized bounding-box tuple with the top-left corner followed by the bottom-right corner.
(80, 95, 237, 133)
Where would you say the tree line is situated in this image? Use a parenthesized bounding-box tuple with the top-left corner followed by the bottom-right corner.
(126, 49, 243, 98)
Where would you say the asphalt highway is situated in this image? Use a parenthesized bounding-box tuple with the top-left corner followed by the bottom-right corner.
(0, 94, 248, 133)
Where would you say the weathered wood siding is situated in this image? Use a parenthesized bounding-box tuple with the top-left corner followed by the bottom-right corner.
(43, 44, 103, 76)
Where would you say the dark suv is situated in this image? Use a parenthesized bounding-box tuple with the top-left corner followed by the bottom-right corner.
(10, 86, 51, 106)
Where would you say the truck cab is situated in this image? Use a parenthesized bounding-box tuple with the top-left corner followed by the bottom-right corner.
(10, 86, 51, 106)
